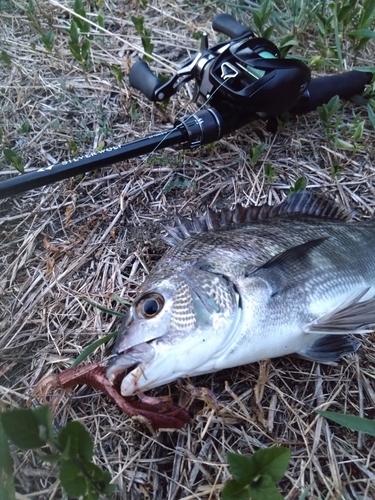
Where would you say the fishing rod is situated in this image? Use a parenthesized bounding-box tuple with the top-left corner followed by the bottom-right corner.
(0, 13, 372, 200)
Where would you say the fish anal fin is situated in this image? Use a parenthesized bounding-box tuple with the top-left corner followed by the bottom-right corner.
(297, 334, 361, 363)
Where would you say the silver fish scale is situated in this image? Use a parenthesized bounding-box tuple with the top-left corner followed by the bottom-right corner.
(203, 277, 235, 313)
(157, 220, 327, 278)
(158, 218, 374, 273)
(169, 281, 196, 332)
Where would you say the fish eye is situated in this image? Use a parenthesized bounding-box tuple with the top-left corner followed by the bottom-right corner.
(135, 293, 164, 319)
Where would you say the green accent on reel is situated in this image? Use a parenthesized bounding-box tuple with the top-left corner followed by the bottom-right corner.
(259, 51, 277, 59)
(245, 66, 266, 79)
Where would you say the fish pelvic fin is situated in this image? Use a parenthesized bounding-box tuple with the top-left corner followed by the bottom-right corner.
(296, 334, 361, 364)
(160, 190, 353, 246)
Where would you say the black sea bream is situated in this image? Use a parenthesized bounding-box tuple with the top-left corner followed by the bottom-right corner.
(107, 191, 375, 396)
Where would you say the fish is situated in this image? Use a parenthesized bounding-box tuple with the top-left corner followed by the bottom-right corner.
(106, 191, 375, 397)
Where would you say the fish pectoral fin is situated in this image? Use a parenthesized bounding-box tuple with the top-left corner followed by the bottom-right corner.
(296, 334, 361, 363)
(247, 237, 327, 294)
(306, 287, 375, 334)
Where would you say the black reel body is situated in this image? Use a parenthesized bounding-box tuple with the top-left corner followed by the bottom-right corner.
(196, 37, 311, 115)
(129, 15, 311, 117)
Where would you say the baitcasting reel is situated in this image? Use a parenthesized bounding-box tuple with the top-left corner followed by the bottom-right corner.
(0, 13, 371, 198)
(129, 13, 311, 116)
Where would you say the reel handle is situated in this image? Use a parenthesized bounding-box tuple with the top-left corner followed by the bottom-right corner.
(128, 60, 165, 101)
(212, 13, 254, 38)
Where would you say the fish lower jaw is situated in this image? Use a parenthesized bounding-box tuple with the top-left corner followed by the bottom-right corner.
(119, 366, 158, 397)
(106, 342, 157, 394)
(106, 355, 137, 384)
(106, 358, 159, 396)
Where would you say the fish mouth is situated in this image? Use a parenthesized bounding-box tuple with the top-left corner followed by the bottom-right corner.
(106, 342, 155, 394)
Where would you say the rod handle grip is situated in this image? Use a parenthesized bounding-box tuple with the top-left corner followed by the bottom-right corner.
(293, 70, 373, 114)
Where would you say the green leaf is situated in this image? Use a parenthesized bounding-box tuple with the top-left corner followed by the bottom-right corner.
(359, 0, 375, 29)
(318, 95, 341, 124)
(0, 420, 16, 500)
(95, 141, 105, 152)
(224, 448, 289, 500)
(352, 120, 365, 141)
(264, 163, 277, 180)
(252, 11, 262, 34)
(1, 408, 47, 449)
(347, 29, 375, 39)
(69, 20, 80, 45)
(3, 148, 24, 173)
(263, 25, 274, 40)
(68, 41, 82, 62)
(131, 15, 144, 34)
(81, 461, 115, 496)
(110, 65, 123, 84)
(367, 103, 375, 128)
(81, 39, 91, 61)
(41, 30, 54, 51)
(251, 447, 291, 483)
(278, 35, 298, 56)
(335, 137, 355, 150)
(32, 405, 56, 444)
(71, 330, 118, 367)
(58, 421, 94, 461)
(73, 0, 88, 32)
(222, 479, 252, 500)
(326, 94, 340, 114)
(317, 105, 329, 123)
(330, 164, 342, 177)
(248, 474, 284, 500)
(227, 447, 290, 486)
(290, 177, 307, 193)
(19, 121, 31, 134)
(227, 452, 257, 484)
(97, 13, 105, 29)
(249, 144, 264, 165)
(317, 411, 375, 436)
(0, 50, 12, 67)
(59, 459, 87, 497)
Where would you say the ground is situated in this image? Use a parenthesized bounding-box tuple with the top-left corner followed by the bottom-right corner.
(1, 0, 375, 499)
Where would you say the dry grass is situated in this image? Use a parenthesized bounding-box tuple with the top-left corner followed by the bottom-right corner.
(1, 0, 375, 499)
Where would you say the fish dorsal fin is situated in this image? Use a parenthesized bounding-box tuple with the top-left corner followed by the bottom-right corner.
(160, 191, 352, 246)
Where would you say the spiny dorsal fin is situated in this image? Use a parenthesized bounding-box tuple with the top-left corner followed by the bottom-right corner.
(160, 191, 353, 246)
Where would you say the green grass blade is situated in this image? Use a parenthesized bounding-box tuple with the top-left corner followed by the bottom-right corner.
(347, 28, 375, 38)
(317, 411, 375, 436)
(71, 331, 118, 367)
(80, 297, 125, 317)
